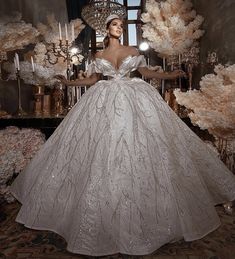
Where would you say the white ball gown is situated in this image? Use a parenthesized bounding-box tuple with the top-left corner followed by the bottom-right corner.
(10, 55, 235, 256)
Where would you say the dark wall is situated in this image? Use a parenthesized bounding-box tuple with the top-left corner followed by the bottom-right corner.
(192, 0, 235, 86)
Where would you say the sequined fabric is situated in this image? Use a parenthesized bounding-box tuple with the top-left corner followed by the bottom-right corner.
(10, 55, 235, 256)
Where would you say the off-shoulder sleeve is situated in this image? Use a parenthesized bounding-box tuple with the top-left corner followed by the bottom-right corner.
(136, 55, 147, 68)
(87, 61, 102, 76)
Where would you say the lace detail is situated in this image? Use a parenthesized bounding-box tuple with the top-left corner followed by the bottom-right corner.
(10, 54, 235, 256)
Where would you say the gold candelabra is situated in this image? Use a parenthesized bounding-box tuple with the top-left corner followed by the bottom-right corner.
(45, 39, 83, 113)
(167, 47, 200, 90)
(45, 40, 82, 65)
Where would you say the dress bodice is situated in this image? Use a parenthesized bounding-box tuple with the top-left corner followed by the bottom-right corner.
(87, 55, 147, 79)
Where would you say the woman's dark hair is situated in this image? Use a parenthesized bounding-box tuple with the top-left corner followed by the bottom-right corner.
(103, 18, 122, 49)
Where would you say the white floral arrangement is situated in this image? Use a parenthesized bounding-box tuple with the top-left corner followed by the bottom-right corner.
(2, 14, 85, 87)
(34, 14, 85, 69)
(174, 64, 235, 139)
(4, 60, 66, 87)
(0, 126, 45, 203)
(37, 14, 85, 44)
(141, 0, 204, 56)
(0, 12, 40, 55)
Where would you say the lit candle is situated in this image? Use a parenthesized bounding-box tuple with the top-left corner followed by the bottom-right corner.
(65, 24, 68, 41)
(31, 56, 35, 72)
(15, 53, 20, 71)
(59, 22, 62, 40)
(71, 23, 75, 42)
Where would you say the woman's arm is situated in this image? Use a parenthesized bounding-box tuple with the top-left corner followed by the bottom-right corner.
(55, 73, 101, 87)
(138, 67, 185, 80)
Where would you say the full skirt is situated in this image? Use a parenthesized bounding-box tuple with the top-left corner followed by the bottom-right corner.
(11, 78, 235, 256)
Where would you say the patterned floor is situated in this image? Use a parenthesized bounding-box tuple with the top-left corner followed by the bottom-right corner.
(0, 202, 235, 259)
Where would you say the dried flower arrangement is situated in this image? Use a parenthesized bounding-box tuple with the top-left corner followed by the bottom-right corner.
(141, 0, 204, 56)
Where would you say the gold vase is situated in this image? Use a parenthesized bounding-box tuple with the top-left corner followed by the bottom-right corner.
(43, 95, 51, 116)
(52, 86, 64, 116)
(33, 85, 45, 116)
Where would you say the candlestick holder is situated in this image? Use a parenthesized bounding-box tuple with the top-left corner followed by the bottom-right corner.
(15, 70, 27, 117)
(183, 47, 200, 90)
(45, 39, 83, 113)
(45, 40, 82, 65)
(33, 84, 44, 116)
(52, 83, 64, 116)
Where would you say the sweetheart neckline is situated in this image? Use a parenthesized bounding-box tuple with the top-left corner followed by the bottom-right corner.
(95, 55, 137, 71)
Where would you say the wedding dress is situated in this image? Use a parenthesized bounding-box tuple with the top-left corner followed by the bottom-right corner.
(10, 55, 235, 256)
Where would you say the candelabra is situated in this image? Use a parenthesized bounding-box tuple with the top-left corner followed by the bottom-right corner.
(183, 47, 200, 90)
(165, 54, 183, 90)
(45, 40, 82, 65)
(167, 47, 200, 90)
(45, 39, 83, 112)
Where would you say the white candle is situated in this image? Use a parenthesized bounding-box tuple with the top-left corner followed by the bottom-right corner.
(14, 57, 17, 71)
(65, 24, 68, 41)
(85, 60, 88, 71)
(15, 53, 20, 71)
(71, 23, 75, 42)
(163, 57, 166, 71)
(31, 56, 35, 72)
(59, 22, 62, 40)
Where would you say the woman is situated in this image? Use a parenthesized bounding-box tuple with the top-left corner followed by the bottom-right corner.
(11, 14, 235, 256)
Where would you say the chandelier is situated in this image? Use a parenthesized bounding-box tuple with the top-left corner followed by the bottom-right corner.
(81, 0, 126, 35)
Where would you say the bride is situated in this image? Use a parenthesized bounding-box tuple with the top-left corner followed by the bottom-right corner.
(10, 14, 235, 256)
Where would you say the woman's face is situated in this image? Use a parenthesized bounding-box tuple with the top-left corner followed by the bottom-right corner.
(107, 18, 123, 39)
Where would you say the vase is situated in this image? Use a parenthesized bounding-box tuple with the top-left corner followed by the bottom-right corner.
(52, 84, 64, 116)
(43, 95, 51, 116)
(215, 138, 235, 174)
(33, 85, 44, 116)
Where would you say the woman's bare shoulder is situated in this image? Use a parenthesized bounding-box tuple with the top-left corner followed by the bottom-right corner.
(95, 51, 103, 59)
(122, 46, 139, 56)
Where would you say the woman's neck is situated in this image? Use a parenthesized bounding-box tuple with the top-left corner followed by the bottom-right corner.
(107, 37, 121, 49)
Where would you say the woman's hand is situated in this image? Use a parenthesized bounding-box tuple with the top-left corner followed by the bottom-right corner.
(170, 70, 186, 79)
(138, 67, 186, 80)
(54, 75, 68, 84)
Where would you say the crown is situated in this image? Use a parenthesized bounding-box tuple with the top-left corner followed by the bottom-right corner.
(105, 14, 120, 25)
